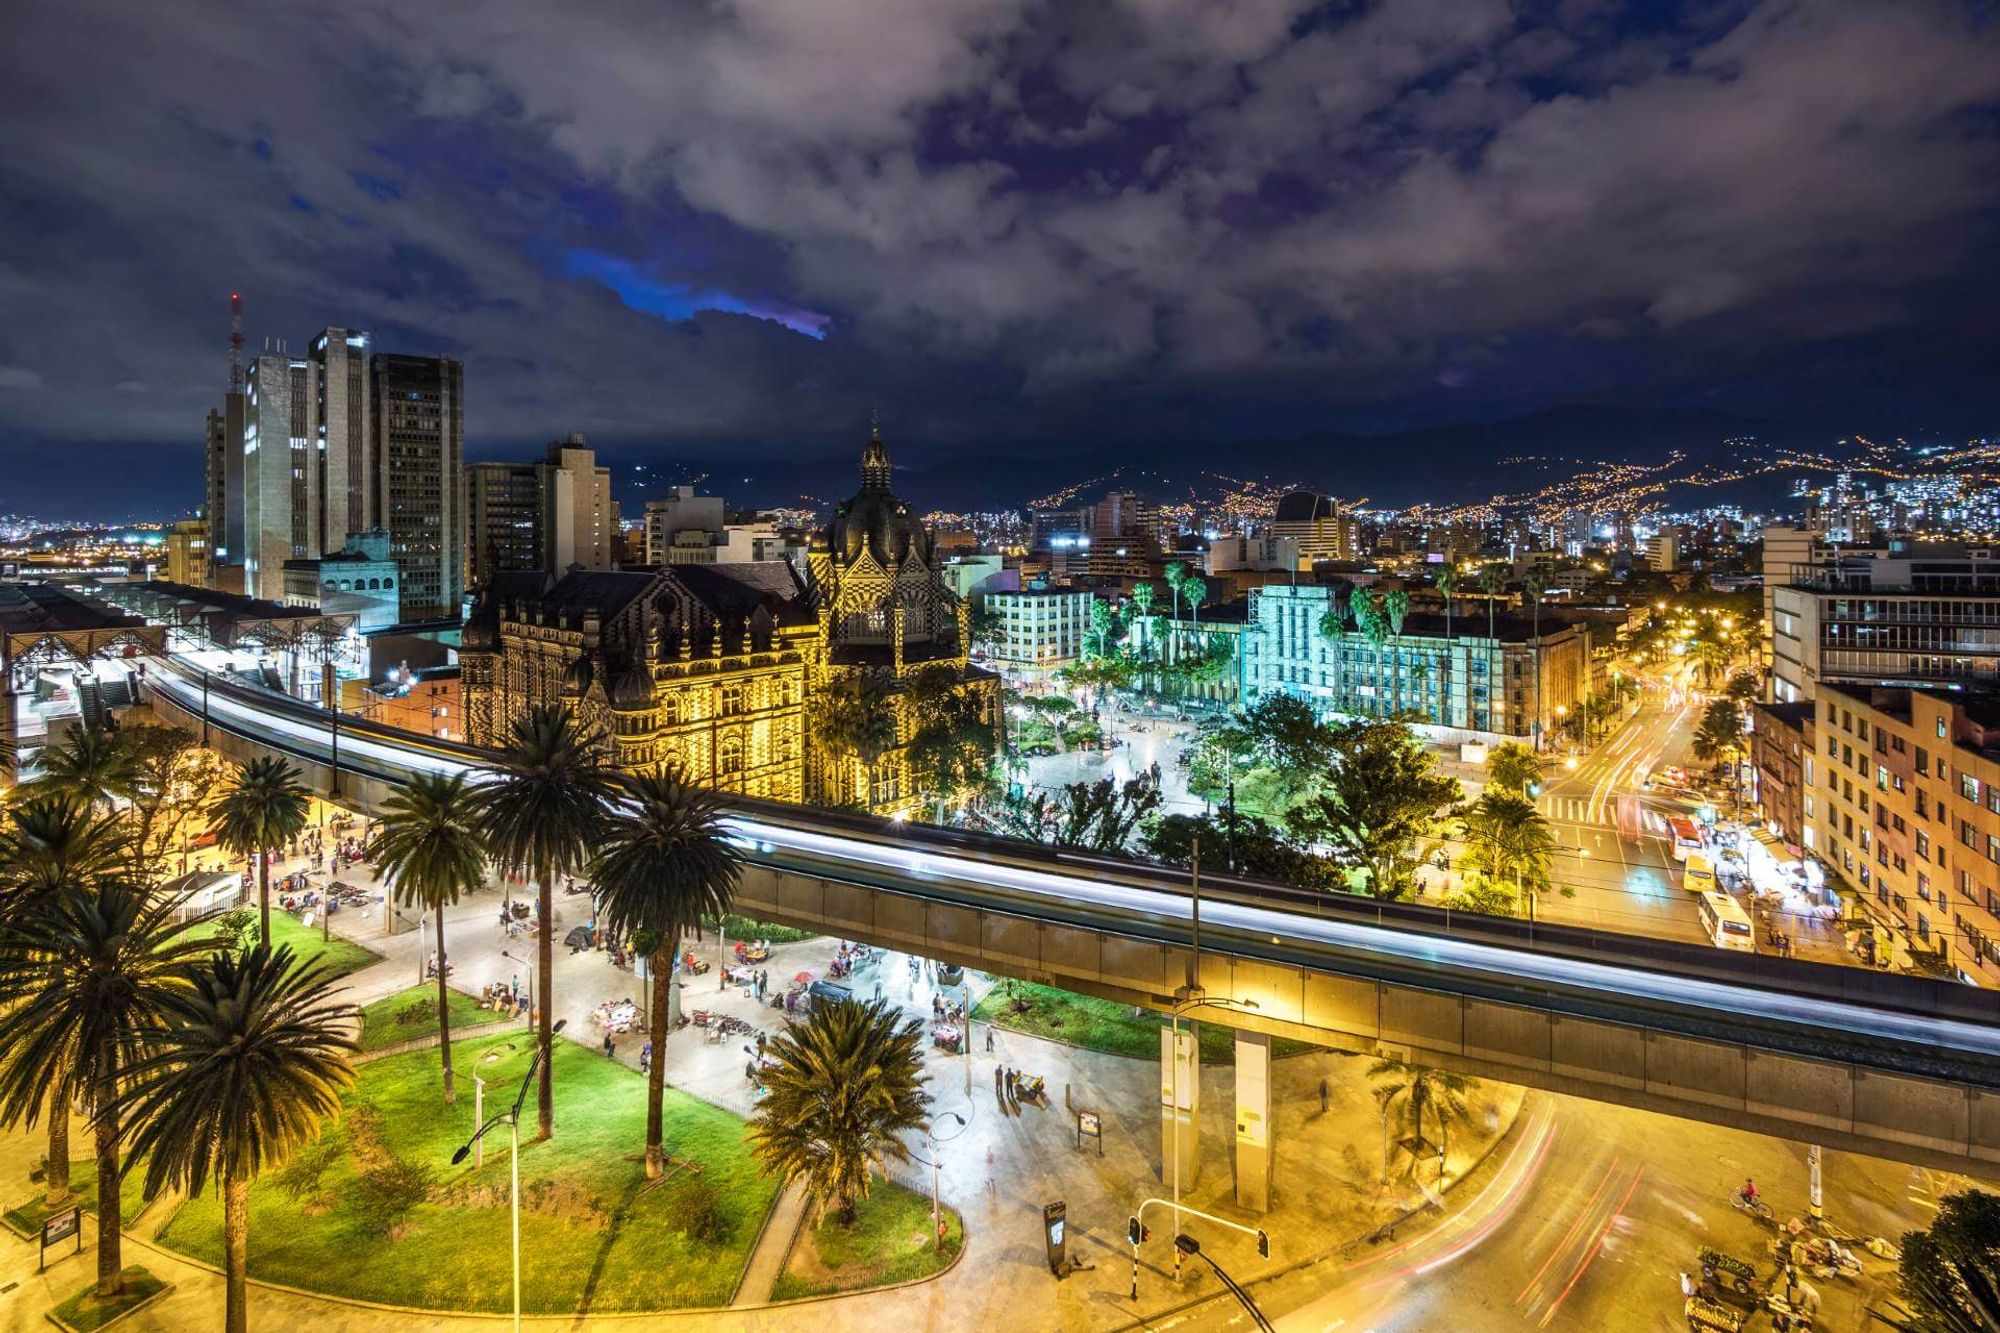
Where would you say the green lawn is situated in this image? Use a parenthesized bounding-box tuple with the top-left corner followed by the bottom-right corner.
(49, 1267, 169, 1333)
(976, 981, 1316, 1065)
(156, 1031, 779, 1313)
(181, 907, 381, 980)
(771, 1182, 961, 1301)
(5, 1155, 155, 1236)
(358, 984, 511, 1054)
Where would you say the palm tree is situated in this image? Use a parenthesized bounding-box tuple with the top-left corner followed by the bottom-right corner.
(1693, 700, 1749, 814)
(592, 768, 743, 1178)
(371, 772, 487, 1103)
(0, 882, 210, 1298)
(1477, 563, 1509, 640)
(1368, 1058, 1477, 1180)
(812, 673, 899, 810)
(478, 704, 616, 1141)
(747, 997, 929, 1225)
(1350, 586, 1387, 717)
(1458, 789, 1560, 902)
(1371, 1058, 1473, 1174)
(1484, 741, 1545, 797)
(0, 794, 129, 1210)
(1318, 585, 1353, 704)
(121, 945, 355, 1333)
(1163, 561, 1188, 627)
(209, 757, 311, 943)
(39, 724, 142, 816)
(1383, 588, 1411, 715)
(1522, 566, 1550, 744)
(1434, 563, 1459, 640)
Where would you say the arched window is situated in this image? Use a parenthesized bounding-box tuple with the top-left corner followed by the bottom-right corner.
(720, 683, 745, 717)
(719, 735, 744, 776)
(661, 694, 681, 726)
(383, 577, 394, 590)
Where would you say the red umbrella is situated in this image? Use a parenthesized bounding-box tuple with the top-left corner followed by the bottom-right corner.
(793, 970, 814, 984)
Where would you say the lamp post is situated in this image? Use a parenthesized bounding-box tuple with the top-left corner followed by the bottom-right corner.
(923, 1112, 968, 1250)
(451, 1018, 565, 1333)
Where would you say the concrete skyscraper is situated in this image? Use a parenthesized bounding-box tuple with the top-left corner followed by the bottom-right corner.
(230, 324, 464, 621)
(462, 435, 617, 589)
(369, 352, 463, 621)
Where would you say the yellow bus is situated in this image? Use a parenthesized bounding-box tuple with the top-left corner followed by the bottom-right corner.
(1684, 852, 1716, 893)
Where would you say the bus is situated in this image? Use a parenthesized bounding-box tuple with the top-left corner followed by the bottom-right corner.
(1696, 890, 1755, 951)
(1683, 852, 1716, 893)
(1666, 815, 1704, 862)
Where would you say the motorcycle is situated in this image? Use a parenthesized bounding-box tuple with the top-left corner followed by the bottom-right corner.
(1775, 1235, 1862, 1282)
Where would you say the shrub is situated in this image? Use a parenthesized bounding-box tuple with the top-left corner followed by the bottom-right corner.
(274, 1134, 342, 1204)
(353, 1153, 435, 1238)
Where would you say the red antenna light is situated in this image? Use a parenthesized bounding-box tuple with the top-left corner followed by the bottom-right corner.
(228, 291, 245, 392)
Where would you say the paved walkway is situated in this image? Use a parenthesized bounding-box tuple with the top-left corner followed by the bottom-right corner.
(1, 823, 1529, 1333)
(733, 1181, 808, 1306)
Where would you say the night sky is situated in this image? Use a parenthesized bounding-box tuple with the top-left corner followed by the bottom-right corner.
(3, 1, 1999, 515)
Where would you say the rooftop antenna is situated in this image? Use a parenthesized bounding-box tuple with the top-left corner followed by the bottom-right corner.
(229, 292, 245, 392)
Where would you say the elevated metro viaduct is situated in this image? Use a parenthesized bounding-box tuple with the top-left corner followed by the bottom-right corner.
(145, 661, 2000, 1202)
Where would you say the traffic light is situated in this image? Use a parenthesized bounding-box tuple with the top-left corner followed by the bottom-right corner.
(1527, 781, 1542, 797)
(1127, 1216, 1140, 1246)
(1257, 1229, 1270, 1259)
(1174, 1233, 1201, 1258)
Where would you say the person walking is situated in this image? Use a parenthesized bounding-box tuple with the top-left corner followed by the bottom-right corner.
(1319, 1077, 1330, 1116)
(640, 1039, 653, 1075)
(603, 1032, 615, 1059)
(994, 1064, 1004, 1097)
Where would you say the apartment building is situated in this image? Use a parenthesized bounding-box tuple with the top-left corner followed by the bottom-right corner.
(1807, 681, 2000, 985)
(1766, 534, 2000, 703)
(983, 589, 1094, 668)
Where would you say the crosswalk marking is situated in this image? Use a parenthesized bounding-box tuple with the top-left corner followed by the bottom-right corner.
(1537, 796, 1595, 825)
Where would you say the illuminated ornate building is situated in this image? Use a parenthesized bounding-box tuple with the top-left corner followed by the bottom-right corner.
(806, 428, 1000, 813)
(460, 563, 815, 800)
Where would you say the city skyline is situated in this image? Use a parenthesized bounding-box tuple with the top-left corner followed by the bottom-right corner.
(4, 1, 2000, 516)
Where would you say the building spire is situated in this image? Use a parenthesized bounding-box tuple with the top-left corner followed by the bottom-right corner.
(860, 416, 892, 492)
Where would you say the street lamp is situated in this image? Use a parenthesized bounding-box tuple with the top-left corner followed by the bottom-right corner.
(922, 1112, 968, 1251)
(451, 1018, 565, 1333)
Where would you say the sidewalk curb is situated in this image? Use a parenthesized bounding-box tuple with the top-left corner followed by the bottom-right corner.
(1103, 1087, 1537, 1332)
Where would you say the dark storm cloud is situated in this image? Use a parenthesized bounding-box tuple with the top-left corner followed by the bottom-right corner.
(1, 0, 1997, 503)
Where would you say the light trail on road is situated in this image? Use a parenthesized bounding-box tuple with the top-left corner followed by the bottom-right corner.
(148, 666, 2000, 1071)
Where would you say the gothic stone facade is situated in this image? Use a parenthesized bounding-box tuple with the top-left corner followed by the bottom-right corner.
(805, 429, 1000, 814)
(461, 563, 814, 802)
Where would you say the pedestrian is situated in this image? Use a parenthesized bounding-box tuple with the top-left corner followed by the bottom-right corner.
(756, 1031, 766, 1057)
(1005, 1067, 1016, 1098)
(640, 1039, 653, 1075)
(1319, 1076, 1330, 1116)
(874, 981, 883, 1002)
(1679, 1270, 1695, 1298)
(603, 1032, 615, 1059)
(985, 1026, 995, 1053)
(995, 1064, 1004, 1097)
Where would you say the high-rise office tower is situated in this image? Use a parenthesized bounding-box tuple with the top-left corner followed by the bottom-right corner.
(311, 327, 372, 553)
(461, 435, 617, 589)
(541, 434, 618, 571)
(464, 460, 545, 590)
(241, 346, 311, 599)
(233, 324, 463, 620)
(370, 352, 463, 620)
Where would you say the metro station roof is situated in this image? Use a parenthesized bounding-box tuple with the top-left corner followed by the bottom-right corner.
(87, 579, 358, 650)
(0, 581, 167, 671)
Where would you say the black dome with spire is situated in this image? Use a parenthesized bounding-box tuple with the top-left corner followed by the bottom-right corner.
(826, 425, 932, 565)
